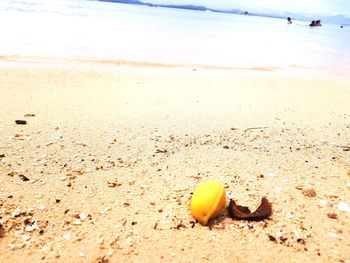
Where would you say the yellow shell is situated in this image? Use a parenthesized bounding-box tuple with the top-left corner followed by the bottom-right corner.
(190, 180, 226, 225)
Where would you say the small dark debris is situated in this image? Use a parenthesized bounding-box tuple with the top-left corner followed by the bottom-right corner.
(107, 181, 122, 188)
(39, 229, 44, 234)
(8, 172, 16, 177)
(131, 221, 137, 225)
(223, 145, 229, 149)
(19, 174, 30, 181)
(156, 149, 168, 154)
(24, 114, 35, 117)
(297, 238, 305, 244)
(268, 235, 276, 242)
(280, 237, 288, 243)
(175, 223, 187, 230)
(55, 199, 61, 203)
(0, 226, 4, 238)
(0, 154, 5, 158)
(153, 222, 158, 230)
(96, 255, 110, 263)
(23, 218, 32, 226)
(190, 221, 196, 228)
(15, 120, 27, 125)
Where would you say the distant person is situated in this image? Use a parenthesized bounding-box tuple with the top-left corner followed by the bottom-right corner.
(309, 20, 316, 27)
(315, 20, 322, 26)
(341, 25, 344, 28)
(287, 17, 292, 24)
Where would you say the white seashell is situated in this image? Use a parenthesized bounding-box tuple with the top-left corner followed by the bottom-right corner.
(63, 232, 71, 240)
(337, 202, 350, 213)
(41, 246, 50, 252)
(275, 231, 283, 238)
(319, 199, 332, 207)
(79, 213, 87, 221)
(267, 172, 277, 177)
(274, 187, 283, 194)
(25, 224, 39, 232)
(22, 235, 31, 241)
(293, 230, 301, 240)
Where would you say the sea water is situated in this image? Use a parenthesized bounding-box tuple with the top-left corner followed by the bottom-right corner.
(1, 0, 350, 71)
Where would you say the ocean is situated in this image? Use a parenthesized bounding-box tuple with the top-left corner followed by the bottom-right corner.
(1, 0, 350, 71)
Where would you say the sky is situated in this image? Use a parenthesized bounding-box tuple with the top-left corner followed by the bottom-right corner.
(148, 0, 350, 16)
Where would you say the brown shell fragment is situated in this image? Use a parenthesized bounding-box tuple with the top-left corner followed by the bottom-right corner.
(301, 186, 316, 197)
(228, 197, 272, 221)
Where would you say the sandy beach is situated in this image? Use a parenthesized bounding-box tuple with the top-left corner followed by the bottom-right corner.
(0, 59, 350, 262)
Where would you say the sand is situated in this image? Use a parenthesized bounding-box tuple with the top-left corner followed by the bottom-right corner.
(0, 60, 350, 263)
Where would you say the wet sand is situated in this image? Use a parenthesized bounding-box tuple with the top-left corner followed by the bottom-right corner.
(0, 60, 350, 262)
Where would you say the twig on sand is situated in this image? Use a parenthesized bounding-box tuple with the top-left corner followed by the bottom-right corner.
(243, 127, 268, 133)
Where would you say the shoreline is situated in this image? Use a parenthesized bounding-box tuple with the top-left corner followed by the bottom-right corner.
(1, 54, 350, 79)
(0, 60, 349, 262)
